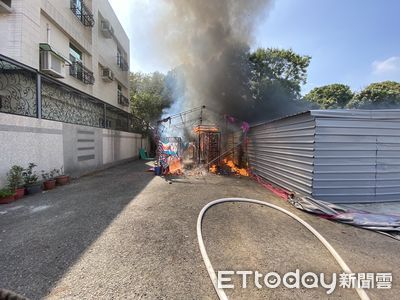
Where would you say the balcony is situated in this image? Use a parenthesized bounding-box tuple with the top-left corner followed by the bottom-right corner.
(70, 61, 95, 85)
(117, 55, 129, 71)
(118, 92, 129, 107)
(70, 0, 95, 27)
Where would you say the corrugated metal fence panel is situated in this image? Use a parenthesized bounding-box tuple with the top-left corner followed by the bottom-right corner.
(376, 135, 400, 201)
(312, 110, 400, 203)
(247, 112, 315, 196)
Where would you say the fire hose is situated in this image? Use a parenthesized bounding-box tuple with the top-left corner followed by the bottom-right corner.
(197, 198, 370, 300)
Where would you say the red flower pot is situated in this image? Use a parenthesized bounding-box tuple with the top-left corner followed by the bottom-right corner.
(43, 180, 56, 190)
(0, 194, 16, 204)
(55, 175, 69, 186)
(14, 188, 25, 200)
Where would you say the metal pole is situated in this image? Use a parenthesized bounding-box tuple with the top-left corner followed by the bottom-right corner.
(103, 103, 107, 128)
(36, 73, 42, 119)
(232, 133, 235, 163)
(198, 106, 203, 164)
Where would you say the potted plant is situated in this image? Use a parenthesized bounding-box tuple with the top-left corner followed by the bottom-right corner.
(41, 169, 57, 190)
(0, 188, 16, 204)
(55, 166, 70, 185)
(7, 165, 25, 200)
(23, 163, 42, 195)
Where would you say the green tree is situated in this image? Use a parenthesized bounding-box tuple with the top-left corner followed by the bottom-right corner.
(347, 81, 400, 108)
(304, 84, 353, 109)
(130, 72, 173, 131)
(249, 48, 311, 100)
(248, 48, 312, 119)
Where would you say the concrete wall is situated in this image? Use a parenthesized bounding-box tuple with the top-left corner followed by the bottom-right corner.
(0, 112, 148, 187)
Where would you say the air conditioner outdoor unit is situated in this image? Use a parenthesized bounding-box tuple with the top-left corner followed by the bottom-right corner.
(101, 20, 114, 38)
(40, 51, 65, 78)
(101, 68, 114, 81)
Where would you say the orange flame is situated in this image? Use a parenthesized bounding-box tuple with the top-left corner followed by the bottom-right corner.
(193, 125, 220, 134)
(209, 164, 218, 173)
(223, 158, 249, 176)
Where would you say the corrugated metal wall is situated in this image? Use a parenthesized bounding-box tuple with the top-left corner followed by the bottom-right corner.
(312, 110, 400, 203)
(247, 112, 316, 196)
(247, 110, 400, 204)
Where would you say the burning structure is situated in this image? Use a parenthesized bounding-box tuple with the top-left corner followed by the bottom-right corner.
(146, 1, 400, 206)
(148, 0, 309, 177)
(194, 125, 221, 165)
(157, 106, 400, 205)
(155, 106, 250, 176)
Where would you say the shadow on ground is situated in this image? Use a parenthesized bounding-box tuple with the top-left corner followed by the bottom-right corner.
(0, 160, 154, 299)
(1, 162, 399, 299)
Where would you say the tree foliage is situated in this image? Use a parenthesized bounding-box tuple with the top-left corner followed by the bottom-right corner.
(249, 48, 311, 100)
(247, 48, 312, 119)
(347, 81, 400, 108)
(130, 72, 173, 130)
(304, 84, 353, 109)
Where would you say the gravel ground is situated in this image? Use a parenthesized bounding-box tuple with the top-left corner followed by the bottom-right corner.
(0, 160, 399, 300)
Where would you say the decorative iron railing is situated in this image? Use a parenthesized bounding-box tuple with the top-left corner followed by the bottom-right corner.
(0, 54, 138, 132)
(42, 77, 103, 127)
(69, 61, 95, 85)
(0, 59, 37, 117)
(70, 0, 95, 27)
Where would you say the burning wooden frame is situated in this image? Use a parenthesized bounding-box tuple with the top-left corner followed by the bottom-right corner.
(194, 124, 221, 165)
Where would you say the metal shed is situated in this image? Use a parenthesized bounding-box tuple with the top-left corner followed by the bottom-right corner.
(247, 110, 400, 204)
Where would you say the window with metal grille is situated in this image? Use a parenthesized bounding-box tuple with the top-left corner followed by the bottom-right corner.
(70, 0, 95, 27)
(69, 43, 94, 85)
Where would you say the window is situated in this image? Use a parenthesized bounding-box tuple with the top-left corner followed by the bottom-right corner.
(117, 49, 129, 71)
(69, 43, 82, 80)
(117, 84, 129, 107)
(117, 48, 122, 65)
(73, 0, 82, 12)
(71, 0, 83, 22)
(69, 43, 94, 84)
(70, 0, 95, 27)
(69, 43, 82, 63)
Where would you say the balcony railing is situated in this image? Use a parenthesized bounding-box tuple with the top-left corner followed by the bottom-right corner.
(118, 92, 129, 107)
(70, 61, 95, 85)
(117, 55, 129, 71)
(0, 54, 138, 132)
(70, 0, 95, 27)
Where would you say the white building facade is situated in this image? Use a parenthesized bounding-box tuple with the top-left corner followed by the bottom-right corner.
(0, 0, 148, 187)
(0, 0, 130, 110)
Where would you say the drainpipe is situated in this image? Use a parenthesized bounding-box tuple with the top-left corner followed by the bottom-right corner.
(47, 23, 51, 44)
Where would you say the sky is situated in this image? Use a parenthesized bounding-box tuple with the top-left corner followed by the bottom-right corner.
(109, 0, 400, 94)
